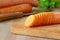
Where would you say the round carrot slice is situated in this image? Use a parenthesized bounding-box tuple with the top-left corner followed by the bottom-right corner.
(25, 15, 35, 27)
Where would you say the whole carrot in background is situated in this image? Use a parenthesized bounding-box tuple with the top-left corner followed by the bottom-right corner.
(0, 0, 39, 8)
(25, 12, 60, 27)
(0, 4, 32, 14)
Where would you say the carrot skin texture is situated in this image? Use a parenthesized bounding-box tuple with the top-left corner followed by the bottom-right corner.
(25, 12, 60, 27)
(0, 0, 39, 8)
(0, 4, 32, 14)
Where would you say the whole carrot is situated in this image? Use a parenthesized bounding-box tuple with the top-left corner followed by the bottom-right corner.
(0, 4, 32, 14)
(0, 0, 39, 8)
(25, 12, 60, 27)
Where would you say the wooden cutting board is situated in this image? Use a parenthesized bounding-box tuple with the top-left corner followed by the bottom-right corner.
(10, 17, 60, 39)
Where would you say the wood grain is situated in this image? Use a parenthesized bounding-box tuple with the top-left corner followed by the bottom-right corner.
(10, 17, 60, 39)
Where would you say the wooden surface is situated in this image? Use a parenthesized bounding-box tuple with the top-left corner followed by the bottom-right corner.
(10, 17, 60, 39)
(0, 17, 55, 40)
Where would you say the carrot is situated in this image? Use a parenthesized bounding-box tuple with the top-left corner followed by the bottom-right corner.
(25, 12, 60, 27)
(0, 4, 32, 14)
(0, 0, 39, 8)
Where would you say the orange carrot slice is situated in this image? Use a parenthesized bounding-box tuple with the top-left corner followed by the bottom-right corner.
(25, 15, 35, 27)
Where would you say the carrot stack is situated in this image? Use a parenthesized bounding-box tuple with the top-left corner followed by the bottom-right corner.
(25, 12, 60, 27)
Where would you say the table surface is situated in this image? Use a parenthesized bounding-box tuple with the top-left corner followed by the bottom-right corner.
(0, 9, 60, 40)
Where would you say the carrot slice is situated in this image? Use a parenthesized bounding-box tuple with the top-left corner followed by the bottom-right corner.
(25, 15, 35, 27)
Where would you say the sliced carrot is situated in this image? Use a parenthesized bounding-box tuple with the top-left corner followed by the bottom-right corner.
(0, 4, 32, 14)
(25, 12, 60, 27)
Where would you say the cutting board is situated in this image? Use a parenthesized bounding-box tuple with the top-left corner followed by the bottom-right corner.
(10, 17, 60, 39)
